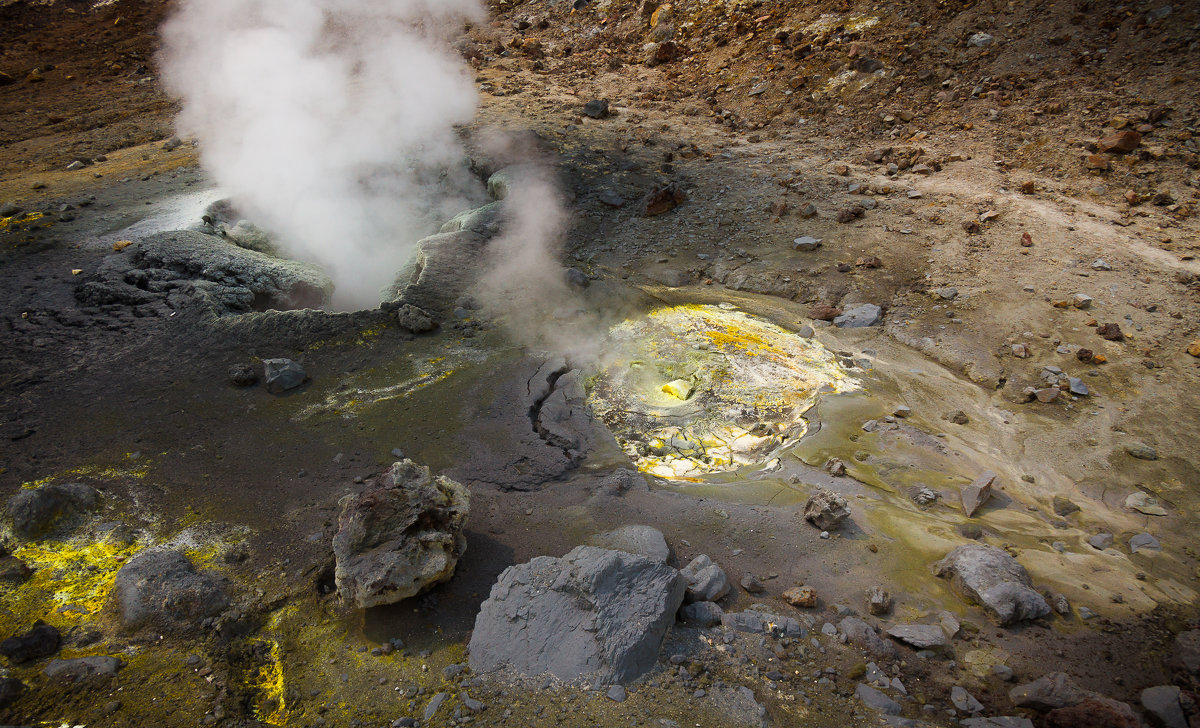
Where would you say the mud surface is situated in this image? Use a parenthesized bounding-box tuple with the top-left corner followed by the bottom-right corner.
(2, 1, 1199, 727)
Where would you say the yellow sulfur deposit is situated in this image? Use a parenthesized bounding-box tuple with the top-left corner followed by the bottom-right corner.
(5, 540, 142, 626)
(588, 305, 859, 480)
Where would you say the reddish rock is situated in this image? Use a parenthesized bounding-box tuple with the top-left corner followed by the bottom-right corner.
(1086, 155, 1110, 171)
(783, 585, 818, 608)
(1045, 697, 1141, 728)
(963, 220, 981, 234)
(768, 199, 789, 217)
(1020, 232, 1033, 247)
(642, 182, 686, 216)
(810, 304, 843, 321)
(1076, 348, 1095, 362)
(855, 256, 882, 269)
(1097, 323, 1125, 342)
(837, 206, 865, 223)
(1098, 131, 1142, 154)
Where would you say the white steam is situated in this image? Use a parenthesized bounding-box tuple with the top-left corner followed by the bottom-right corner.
(160, 0, 487, 309)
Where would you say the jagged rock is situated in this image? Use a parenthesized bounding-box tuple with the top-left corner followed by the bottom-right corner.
(1140, 685, 1187, 728)
(961, 471, 996, 517)
(7, 482, 99, 539)
(392, 304, 437, 334)
(1009, 672, 1094, 711)
(263, 358, 307, 393)
(833, 304, 882, 328)
(887, 624, 949, 649)
(680, 601, 724, 627)
(839, 617, 897, 658)
(1088, 533, 1114, 550)
(933, 544, 1050, 625)
(952, 686, 985, 713)
(722, 610, 804, 638)
(43, 656, 123, 682)
(0, 677, 24, 709)
(1169, 630, 1200, 675)
(705, 685, 768, 728)
(222, 220, 279, 255)
(856, 683, 901, 714)
(1045, 697, 1141, 728)
(0, 622, 61, 664)
(75, 230, 332, 313)
(680, 555, 731, 603)
(439, 201, 504, 236)
(784, 585, 818, 608)
(867, 586, 893, 615)
(382, 230, 489, 315)
(589, 525, 670, 564)
(113, 550, 229, 633)
(333, 460, 469, 608)
(803, 488, 850, 530)
(0, 555, 32, 582)
(468, 546, 685, 684)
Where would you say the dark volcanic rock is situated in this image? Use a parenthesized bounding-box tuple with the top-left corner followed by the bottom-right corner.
(113, 549, 229, 633)
(43, 656, 123, 682)
(7, 482, 99, 539)
(262, 357, 307, 393)
(333, 460, 470, 608)
(0, 622, 61, 664)
(0, 677, 24, 709)
(642, 182, 687, 216)
(468, 546, 685, 684)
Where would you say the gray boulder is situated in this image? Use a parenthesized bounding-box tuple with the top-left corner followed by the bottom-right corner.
(333, 460, 470, 608)
(856, 683, 901, 714)
(468, 546, 686, 685)
(803, 487, 850, 530)
(951, 685, 984, 713)
(7, 483, 99, 539)
(1009, 672, 1093, 711)
(839, 616, 898, 658)
(679, 555, 731, 603)
(43, 656, 123, 682)
(113, 550, 229, 633)
(382, 230, 489, 315)
(705, 685, 768, 728)
(834, 304, 882, 328)
(439, 201, 504, 236)
(933, 544, 1050, 625)
(722, 610, 804, 638)
(263, 358, 307, 393)
(589, 525, 670, 564)
(887, 623, 949, 649)
(1141, 685, 1187, 728)
(680, 601, 724, 627)
(1169, 630, 1200, 675)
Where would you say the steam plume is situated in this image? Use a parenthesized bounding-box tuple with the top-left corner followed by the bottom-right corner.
(160, 0, 486, 309)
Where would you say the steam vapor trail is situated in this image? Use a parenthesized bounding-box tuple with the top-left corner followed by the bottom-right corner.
(160, 0, 486, 309)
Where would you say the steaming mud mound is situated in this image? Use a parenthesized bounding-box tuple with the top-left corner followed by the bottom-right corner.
(75, 229, 333, 316)
(588, 304, 858, 480)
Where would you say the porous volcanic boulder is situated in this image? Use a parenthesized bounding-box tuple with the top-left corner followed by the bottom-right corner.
(468, 546, 686, 685)
(112, 550, 229, 633)
(7, 483, 99, 539)
(333, 460, 469, 608)
(803, 487, 850, 530)
(933, 544, 1050, 625)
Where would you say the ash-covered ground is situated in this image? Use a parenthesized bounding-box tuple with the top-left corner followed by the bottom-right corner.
(1, 1, 1199, 727)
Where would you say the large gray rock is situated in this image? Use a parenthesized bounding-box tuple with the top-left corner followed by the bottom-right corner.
(679, 601, 724, 627)
(439, 201, 504, 236)
(887, 623, 949, 649)
(1009, 672, 1092, 711)
(263, 358, 307, 393)
(839, 616, 898, 658)
(113, 550, 229, 633)
(382, 230, 489, 315)
(834, 304, 882, 328)
(7, 483, 99, 539)
(589, 525, 670, 564)
(856, 683, 901, 714)
(1169, 630, 1200, 675)
(43, 656, 123, 682)
(75, 230, 332, 314)
(468, 546, 685, 685)
(933, 544, 1050, 625)
(1140, 685, 1187, 728)
(679, 554, 731, 603)
(803, 487, 850, 530)
(333, 460, 470, 608)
